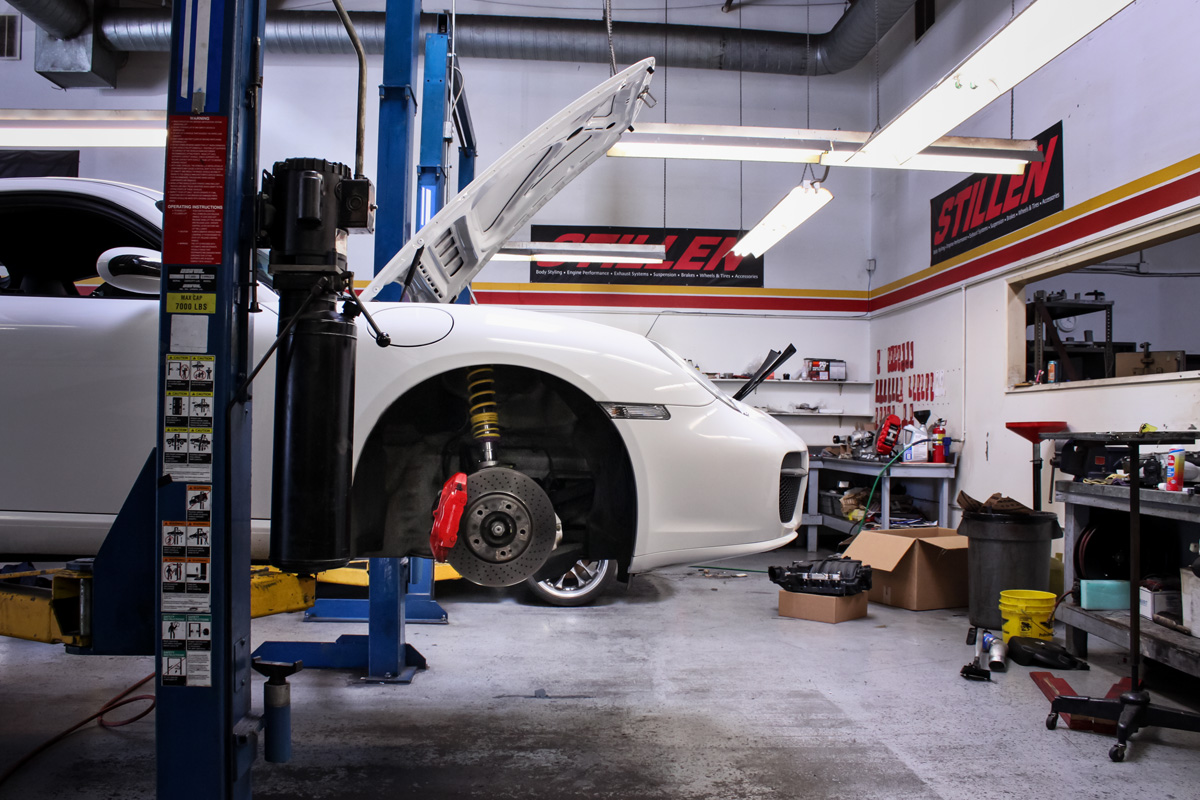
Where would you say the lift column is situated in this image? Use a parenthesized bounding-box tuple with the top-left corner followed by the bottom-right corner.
(155, 0, 265, 797)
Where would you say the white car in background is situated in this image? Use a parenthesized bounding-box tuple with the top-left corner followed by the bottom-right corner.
(0, 60, 808, 602)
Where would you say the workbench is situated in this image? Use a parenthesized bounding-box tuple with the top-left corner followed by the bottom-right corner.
(803, 456, 957, 551)
(1055, 479, 1200, 677)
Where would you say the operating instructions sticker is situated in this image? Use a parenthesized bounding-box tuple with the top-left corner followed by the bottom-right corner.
(163, 354, 215, 481)
(161, 614, 212, 687)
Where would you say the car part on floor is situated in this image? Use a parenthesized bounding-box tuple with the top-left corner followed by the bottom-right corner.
(526, 558, 617, 606)
(768, 556, 872, 596)
(448, 467, 557, 587)
(1007, 636, 1089, 670)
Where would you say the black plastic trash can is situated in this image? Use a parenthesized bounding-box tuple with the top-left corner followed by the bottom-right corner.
(958, 511, 1063, 630)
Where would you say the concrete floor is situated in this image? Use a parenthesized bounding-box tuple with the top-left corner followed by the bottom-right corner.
(2, 547, 1199, 799)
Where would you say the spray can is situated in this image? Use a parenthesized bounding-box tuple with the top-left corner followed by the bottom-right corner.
(931, 419, 947, 463)
(1165, 447, 1185, 491)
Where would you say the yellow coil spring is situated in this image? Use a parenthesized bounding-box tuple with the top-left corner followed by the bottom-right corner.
(467, 366, 500, 441)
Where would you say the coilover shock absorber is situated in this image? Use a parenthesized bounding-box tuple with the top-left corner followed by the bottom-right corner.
(467, 366, 501, 466)
(449, 366, 558, 587)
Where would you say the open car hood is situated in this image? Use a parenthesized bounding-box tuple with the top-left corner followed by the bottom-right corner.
(362, 58, 655, 303)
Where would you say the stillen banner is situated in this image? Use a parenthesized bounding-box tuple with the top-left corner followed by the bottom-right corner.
(529, 225, 765, 287)
(929, 121, 1063, 265)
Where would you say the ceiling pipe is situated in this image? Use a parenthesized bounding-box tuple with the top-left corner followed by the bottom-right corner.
(97, 1, 917, 76)
(8, 0, 90, 40)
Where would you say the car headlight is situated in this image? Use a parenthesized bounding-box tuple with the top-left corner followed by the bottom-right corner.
(650, 341, 747, 415)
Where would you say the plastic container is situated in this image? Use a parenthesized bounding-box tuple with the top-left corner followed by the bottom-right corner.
(1165, 447, 1185, 491)
(1080, 579, 1130, 610)
(999, 589, 1056, 643)
(958, 510, 1063, 630)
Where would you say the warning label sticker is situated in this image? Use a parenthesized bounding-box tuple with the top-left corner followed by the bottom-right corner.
(160, 613, 213, 687)
(162, 522, 188, 557)
(186, 485, 211, 522)
(186, 524, 211, 557)
(163, 485, 212, 614)
(163, 115, 227, 266)
(161, 651, 188, 684)
(163, 355, 215, 481)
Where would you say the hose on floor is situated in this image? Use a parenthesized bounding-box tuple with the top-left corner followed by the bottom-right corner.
(0, 673, 156, 788)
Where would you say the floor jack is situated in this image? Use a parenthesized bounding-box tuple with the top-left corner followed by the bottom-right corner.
(1034, 672, 1131, 733)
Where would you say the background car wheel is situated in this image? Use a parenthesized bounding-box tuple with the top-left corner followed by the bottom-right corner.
(525, 558, 617, 606)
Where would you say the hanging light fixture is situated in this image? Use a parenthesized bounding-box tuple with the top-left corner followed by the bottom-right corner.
(491, 241, 666, 264)
(732, 180, 832, 258)
(608, 123, 1041, 175)
(851, 0, 1134, 166)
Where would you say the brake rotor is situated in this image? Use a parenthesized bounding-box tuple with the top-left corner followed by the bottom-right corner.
(447, 467, 557, 587)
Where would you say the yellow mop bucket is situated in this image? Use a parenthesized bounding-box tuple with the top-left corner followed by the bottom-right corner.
(998, 589, 1056, 643)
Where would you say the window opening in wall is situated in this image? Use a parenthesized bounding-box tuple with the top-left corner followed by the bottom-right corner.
(0, 14, 20, 60)
(1018, 229, 1200, 384)
(914, 0, 935, 41)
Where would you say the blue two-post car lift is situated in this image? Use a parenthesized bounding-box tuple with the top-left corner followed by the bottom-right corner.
(147, 0, 470, 795)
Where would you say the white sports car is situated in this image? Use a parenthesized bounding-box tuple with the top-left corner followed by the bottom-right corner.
(0, 61, 807, 591)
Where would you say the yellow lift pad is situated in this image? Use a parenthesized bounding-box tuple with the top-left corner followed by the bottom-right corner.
(315, 559, 460, 587)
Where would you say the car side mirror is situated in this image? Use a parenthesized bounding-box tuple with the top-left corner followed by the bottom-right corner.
(97, 247, 162, 295)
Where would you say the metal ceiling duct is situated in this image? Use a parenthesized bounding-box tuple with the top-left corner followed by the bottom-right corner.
(8, 0, 89, 41)
(96, 0, 916, 76)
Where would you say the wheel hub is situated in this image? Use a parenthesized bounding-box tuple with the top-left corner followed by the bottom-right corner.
(448, 467, 556, 587)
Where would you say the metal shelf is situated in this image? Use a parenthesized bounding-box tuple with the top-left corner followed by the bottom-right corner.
(759, 410, 874, 418)
(712, 378, 874, 386)
(1057, 603, 1200, 678)
(1057, 479, 1200, 676)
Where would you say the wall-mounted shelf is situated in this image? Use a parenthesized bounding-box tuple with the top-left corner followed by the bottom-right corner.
(716, 378, 875, 422)
(757, 410, 874, 418)
(712, 378, 874, 386)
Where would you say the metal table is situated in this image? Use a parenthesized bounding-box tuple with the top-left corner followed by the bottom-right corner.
(803, 456, 956, 551)
(1041, 430, 1200, 761)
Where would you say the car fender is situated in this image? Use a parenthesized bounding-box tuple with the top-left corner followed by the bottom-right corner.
(350, 303, 714, 460)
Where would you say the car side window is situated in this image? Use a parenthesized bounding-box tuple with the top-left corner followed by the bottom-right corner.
(0, 194, 159, 298)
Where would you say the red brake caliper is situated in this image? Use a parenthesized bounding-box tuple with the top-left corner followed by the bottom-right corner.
(430, 472, 468, 562)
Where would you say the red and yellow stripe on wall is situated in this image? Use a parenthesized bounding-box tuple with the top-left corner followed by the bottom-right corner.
(470, 152, 1200, 314)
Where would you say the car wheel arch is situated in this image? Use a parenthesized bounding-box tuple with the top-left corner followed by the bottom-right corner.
(349, 363, 638, 582)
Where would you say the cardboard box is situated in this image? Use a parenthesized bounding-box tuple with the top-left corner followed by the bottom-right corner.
(1182, 569, 1199, 635)
(778, 590, 868, 623)
(842, 527, 968, 610)
(1140, 587, 1182, 620)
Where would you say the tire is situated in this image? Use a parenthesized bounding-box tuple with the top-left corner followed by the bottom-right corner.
(525, 558, 617, 607)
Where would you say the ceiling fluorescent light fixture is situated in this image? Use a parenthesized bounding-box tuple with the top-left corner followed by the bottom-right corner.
(609, 123, 1040, 174)
(0, 109, 168, 148)
(0, 128, 167, 148)
(609, 123, 836, 164)
(825, 134, 1041, 175)
(732, 181, 832, 258)
(853, 0, 1134, 166)
(493, 241, 666, 264)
